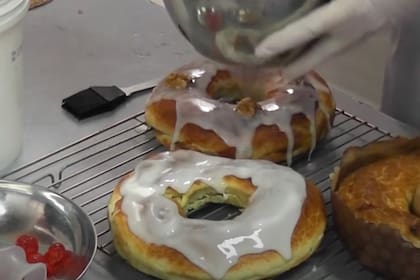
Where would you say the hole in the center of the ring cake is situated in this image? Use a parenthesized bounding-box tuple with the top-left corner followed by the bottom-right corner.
(206, 70, 267, 104)
(187, 203, 242, 221)
(164, 178, 255, 221)
(209, 87, 265, 105)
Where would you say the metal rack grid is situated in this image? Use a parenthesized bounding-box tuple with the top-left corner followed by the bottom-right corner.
(3, 109, 392, 280)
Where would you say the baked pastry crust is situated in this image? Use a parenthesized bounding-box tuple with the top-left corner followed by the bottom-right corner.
(109, 173, 326, 280)
(145, 68, 335, 163)
(331, 138, 420, 279)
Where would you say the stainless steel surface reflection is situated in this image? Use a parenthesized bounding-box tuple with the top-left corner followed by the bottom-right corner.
(163, 0, 325, 66)
(0, 181, 97, 280)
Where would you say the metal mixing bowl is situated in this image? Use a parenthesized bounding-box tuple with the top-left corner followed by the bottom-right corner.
(0, 181, 97, 280)
(163, 0, 326, 66)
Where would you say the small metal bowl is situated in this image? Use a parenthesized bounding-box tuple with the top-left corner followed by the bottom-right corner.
(163, 0, 326, 66)
(0, 181, 97, 280)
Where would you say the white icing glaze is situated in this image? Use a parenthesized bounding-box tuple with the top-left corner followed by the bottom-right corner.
(147, 62, 330, 165)
(120, 150, 307, 279)
(306, 73, 332, 132)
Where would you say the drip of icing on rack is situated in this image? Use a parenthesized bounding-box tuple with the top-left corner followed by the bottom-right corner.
(148, 62, 330, 165)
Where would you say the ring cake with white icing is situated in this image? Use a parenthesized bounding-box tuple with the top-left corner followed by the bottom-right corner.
(108, 150, 326, 280)
(331, 138, 420, 279)
(145, 61, 336, 165)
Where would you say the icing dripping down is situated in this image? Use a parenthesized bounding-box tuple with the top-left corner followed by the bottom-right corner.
(120, 150, 307, 279)
(306, 74, 333, 132)
(148, 63, 331, 165)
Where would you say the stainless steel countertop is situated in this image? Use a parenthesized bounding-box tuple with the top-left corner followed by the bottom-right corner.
(19, 0, 196, 167)
(10, 0, 420, 279)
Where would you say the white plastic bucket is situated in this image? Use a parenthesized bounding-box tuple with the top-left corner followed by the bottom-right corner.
(0, 0, 29, 173)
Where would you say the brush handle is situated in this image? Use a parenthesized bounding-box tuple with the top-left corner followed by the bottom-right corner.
(122, 78, 161, 97)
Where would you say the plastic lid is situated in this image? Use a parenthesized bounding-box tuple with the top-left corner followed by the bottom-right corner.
(0, 0, 26, 17)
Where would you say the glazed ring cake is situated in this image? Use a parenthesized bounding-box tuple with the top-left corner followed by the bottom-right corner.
(331, 138, 420, 280)
(145, 61, 336, 165)
(109, 150, 326, 280)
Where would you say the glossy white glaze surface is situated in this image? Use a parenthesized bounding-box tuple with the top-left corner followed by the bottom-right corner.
(147, 61, 328, 165)
(120, 150, 306, 279)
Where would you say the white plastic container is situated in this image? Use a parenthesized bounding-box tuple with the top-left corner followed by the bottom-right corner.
(0, 0, 29, 173)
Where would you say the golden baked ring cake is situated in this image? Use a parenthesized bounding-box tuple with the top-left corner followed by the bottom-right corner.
(331, 137, 420, 280)
(109, 150, 327, 280)
(145, 61, 336, 165)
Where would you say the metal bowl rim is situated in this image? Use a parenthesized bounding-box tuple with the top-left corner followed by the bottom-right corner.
(0, 180, 98, 280)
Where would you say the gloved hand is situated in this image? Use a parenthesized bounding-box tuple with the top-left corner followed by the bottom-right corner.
(255, 0, 420, 80)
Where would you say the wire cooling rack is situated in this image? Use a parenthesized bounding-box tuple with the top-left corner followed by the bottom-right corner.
(3, 108, 392, 280)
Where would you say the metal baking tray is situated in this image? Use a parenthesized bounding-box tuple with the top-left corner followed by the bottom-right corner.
(3, 108, 391, 280)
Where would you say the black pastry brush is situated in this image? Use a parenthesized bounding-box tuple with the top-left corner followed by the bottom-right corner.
(62, 78, 160, 120)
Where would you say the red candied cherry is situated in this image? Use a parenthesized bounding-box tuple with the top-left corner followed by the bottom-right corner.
(27, 253, 45, 264)
(55, 250, 75, 277)
(57, 249, 72, 266)
(45, 242, 66, 265)
(49, 242, 65, 251)
(47, 263, 58, 277)
(16, 234, 39, 254)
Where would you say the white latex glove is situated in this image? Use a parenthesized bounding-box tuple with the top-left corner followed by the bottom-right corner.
(255, 0, 420, 80)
